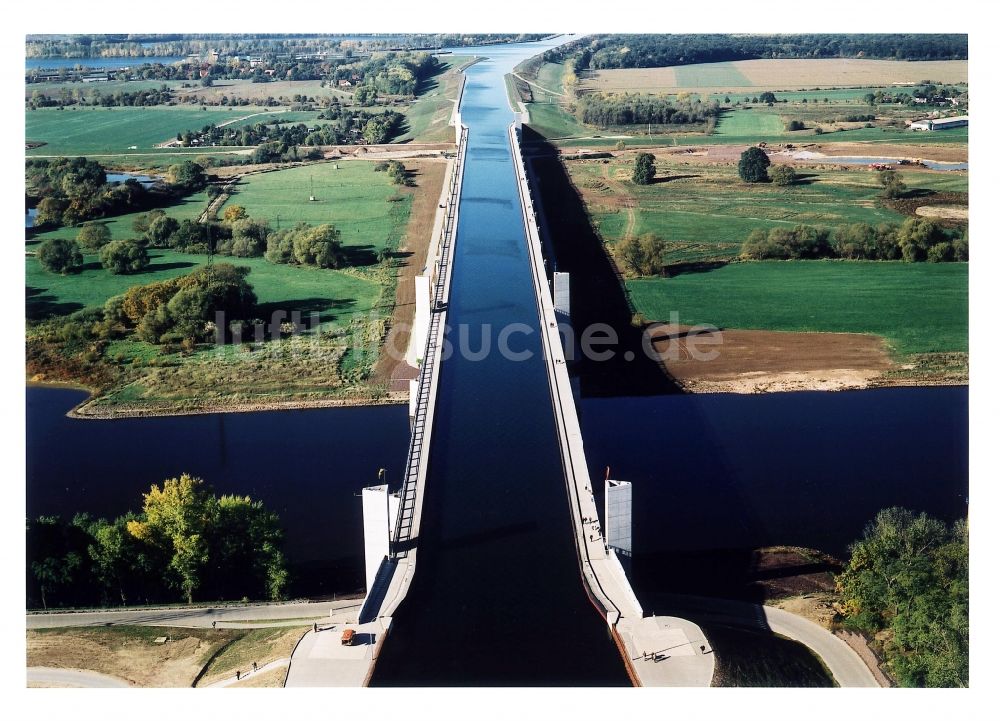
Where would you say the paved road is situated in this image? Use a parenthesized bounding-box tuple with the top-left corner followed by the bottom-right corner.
(27, 599, 362, 630)
(761, 606, 879, 688)
(649, 593, 879, 688)
(27, 667, 130, 688)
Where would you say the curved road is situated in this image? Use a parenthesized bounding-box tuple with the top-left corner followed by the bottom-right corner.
(27, 667, 130, 688)
(651, 593, 879, 688)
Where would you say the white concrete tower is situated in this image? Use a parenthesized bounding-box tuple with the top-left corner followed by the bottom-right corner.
(362, 484, 400, 593)
(605, 479, 633, 561)
(553, 272, 570, 324)
(406, 275, 431, 367)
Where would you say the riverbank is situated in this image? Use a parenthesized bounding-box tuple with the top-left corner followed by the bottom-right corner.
(66, 389, 407, 420)
(647, 324, 968, 394)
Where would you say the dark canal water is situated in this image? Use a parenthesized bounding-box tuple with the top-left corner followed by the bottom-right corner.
(369, 38, 632, 686)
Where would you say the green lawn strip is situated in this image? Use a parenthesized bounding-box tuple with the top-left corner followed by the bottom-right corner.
(714, 109, 787, 137)
(626, 260, 968, 356)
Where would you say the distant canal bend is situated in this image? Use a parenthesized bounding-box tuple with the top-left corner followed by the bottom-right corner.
(369, 39, 632, 686)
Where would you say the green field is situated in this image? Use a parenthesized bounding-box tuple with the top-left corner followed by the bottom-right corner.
(553, 123, 968, 149)
(674, 61, 752, 88)
(31, 191, 210, 244)
(27, 248, 380, 329)
(567, 160, 955, 264)
(25, 79, 188, 98)
(25, 106, 282, 156)
(627, 261, 968, 356)
(218, 161, 412, 252)
(714, 109, 786, 137)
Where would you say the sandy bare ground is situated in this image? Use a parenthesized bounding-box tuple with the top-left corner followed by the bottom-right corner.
(581, 59, 968, 94)
(916, 204, 968, 220)
(770, 595, 839, 630)
(27, 627, 236, 687)
(810, 142, 968, 163)
(647, 324, 894, 393)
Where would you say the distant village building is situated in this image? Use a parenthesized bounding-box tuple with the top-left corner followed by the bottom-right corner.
(908, 115, 969, 131)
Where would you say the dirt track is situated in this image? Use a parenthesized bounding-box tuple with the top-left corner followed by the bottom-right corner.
(372, 158, 448, 386)
(648, 324, 895, 393)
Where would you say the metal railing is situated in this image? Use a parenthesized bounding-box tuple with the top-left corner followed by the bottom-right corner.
(390, 127, 468, 556)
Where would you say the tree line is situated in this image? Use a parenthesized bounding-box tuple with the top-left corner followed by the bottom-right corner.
(33, 262, 259, 352)
(26, 34, 546, 60)
(546, 34, 968, 72)
(27, 474, 287, 609)
(27, 85, 174, 109)
(837, 508, 967, 687)
(175, 110, 404, 153)
(740, 219, 969, 262)
(575, 93, 721, 128)
(27, 158, 207, 230)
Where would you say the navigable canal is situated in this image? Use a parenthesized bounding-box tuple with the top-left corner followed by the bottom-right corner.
(369, 38, 632, 686)
(25, 38, 969, 685)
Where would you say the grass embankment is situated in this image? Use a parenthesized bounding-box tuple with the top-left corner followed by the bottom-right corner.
(706, 624, 837, 687)
(395, 55, 471, 143)
(195, 626, 307, 687)
(27, 625, 240, 687)
(27, 624, 308, 688)
(520, 61, 593, 139)
(627, 261, 968, 357)
(26, 159, 431, 413)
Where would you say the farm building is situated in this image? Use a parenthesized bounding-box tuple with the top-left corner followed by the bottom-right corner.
(909, 115, 968, 131)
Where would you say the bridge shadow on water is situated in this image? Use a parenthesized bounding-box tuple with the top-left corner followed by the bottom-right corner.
(520, 126, 683, 399)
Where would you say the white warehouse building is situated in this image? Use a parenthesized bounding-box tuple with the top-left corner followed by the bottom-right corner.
(909, 115, 968, 131)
